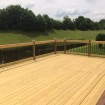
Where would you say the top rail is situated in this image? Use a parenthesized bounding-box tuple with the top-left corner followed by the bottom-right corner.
(91, 41, 105, 44)
(0, 40, 54, 49)
(56, 40, 64, 43)
(66, 40, 89, 43)
(0, 39, 105, 49)
(36, 40, 54, 45)
(0, 42, 33, 49)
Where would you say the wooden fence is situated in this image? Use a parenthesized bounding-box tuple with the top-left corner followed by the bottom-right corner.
(0, 39, 105, 66)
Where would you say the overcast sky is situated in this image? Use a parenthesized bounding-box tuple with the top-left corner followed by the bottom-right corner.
(0, 0, 105, 21)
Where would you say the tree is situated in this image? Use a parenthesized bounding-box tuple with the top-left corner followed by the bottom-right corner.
(75, 16, 85, 30)
(36, 15, 47, 31)
(43, 15, 53, 30)
(52, 19, 64, 30)
(0, 5, 104, 31)
(6, 5, 23, 29)
(0, 5, 37, 31)
(63, 16, 75, 30)
(6, 5, 37, 31)
(0, 9, 9, 29)
(93, 22, 101, 30)
(99, 19, 105, 30)
(74, 16, 94, 30)
(19, 9, 37, 31)
(85, 18, 94, 30)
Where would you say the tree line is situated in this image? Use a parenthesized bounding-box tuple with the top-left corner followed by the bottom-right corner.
(0, 5, 105, 31)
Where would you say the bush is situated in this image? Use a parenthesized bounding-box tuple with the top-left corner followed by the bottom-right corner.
(96, 33, 105, 41)
(96, 33, 105, 48)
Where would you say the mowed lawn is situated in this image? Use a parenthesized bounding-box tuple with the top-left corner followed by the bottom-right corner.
(0, 30, 105, 44)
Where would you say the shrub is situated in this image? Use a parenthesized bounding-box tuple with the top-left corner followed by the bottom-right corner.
(96, 33, 105, 41)
(96, 33, 105, 48)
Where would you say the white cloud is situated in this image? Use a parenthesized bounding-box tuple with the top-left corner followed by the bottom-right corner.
(0, 0, 104, 21)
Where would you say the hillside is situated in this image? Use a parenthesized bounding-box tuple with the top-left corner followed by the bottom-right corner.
(0, 30, 105, 45)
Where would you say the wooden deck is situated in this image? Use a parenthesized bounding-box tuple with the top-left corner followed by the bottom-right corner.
(0, 54, 105, 105)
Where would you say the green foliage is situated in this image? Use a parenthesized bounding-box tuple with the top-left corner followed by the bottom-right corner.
(43, 15, 53, 30)
(63, 16, 75, 30)
(96, 33, 105, 48)
(19, 9, 37, 31)
(36, 15, 47, 31)
(74, 16, 97, 30)
(0, 5, 37, 31)
(0, 9, 9, 29)
(96, 33, 105, 41)
(93, 22, 101, 30)
(6, 5, 23, 29)
(52, 20, 64, 30)
(99, 19, 105, 29)
(75, 16, 86, 30)
(0, 5, 105, 32)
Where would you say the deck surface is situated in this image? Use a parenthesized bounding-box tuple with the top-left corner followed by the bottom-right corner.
(0, 54, 105, 105)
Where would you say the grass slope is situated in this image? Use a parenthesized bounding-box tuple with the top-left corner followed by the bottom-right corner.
(0, 30, 105, 45)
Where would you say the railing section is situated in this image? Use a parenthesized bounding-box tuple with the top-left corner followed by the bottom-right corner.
(0, 42, 33, 65)
(66, 40, 89, 56)
(90, 41, 105, 57)
(0, 40, 55, 66)
(0, 39, 105, 66)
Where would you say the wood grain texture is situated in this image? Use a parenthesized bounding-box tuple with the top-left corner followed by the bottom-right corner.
(0, 42, 33, 49)
(91, 41, 105, 44)
(0, 54, 105, 105)
(0, 40, 54, 49)
(66, 40, 89, 43)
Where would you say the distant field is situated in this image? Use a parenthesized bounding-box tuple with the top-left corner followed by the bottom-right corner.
(0, 30, 105, 45)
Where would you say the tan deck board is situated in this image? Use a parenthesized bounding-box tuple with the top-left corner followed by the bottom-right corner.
(0, 54, 105, 105)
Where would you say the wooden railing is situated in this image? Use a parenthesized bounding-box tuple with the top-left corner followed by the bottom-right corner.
(0, 39, 105, 66)
(66, 40, 105, 57)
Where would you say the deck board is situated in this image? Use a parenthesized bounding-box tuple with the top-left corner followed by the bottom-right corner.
(0, 54, 105, 105)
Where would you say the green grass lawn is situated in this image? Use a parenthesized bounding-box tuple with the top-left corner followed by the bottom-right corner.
(0, 30, 105, 45)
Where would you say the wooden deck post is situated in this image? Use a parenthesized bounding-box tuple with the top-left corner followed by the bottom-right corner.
(64, 38, 67, 54)
(54, 39, 57, 54)
(88, 40, 91, 57)
(32, 40, 36, 60)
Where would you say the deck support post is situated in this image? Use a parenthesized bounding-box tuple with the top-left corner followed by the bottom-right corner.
(54, 38, 57, 54)
(88, 40, 91, 57)
(32, 40, 36, 60)
(64, 38, 67, 54)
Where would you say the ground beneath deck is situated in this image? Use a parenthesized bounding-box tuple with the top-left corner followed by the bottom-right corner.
(0, 54, 105, 105)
